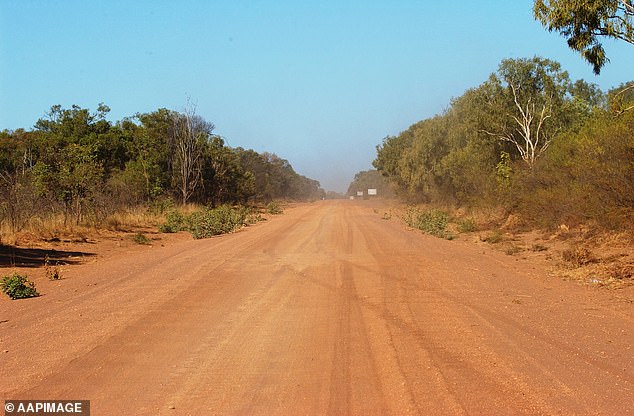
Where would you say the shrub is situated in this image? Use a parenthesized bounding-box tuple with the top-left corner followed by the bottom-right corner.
(404, 207, 449, 238)
(245, 211, 264, 225)
(188, 205, 248, 239)
(458, 218, 477, 233)
(1, 273, 40, 299)
(159, 205, 252, 239)
(482, 230, 504, 244)
(159, 210, 186, 233)
(133, 232, 151, 245)
(266, 201, 283, 215)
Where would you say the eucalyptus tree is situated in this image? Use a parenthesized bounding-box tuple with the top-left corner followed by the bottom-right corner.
(480, 57, 572, 169)
(533, 0, 633, 74)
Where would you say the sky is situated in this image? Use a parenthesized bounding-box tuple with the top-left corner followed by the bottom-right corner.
(1, 1, 632, 192)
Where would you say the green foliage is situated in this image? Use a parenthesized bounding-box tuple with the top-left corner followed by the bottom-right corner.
(149, 198, 176, 215)
(159, 205, 250, 239)
(0, 104, 323, 235)
(533, 0, 633, 74)
(133, 232, 151, 245)
(266, 201, 283, 215)
(374, 55, 632, 231)
(482, 57, 574, 169)
(458, 218, 478, 233)
(404, 207, 450, 238)
(346, 169, 395, 198)
(516, 106, 634, 228)
(159, 210, 186, 233)
(187, 205, 248, 239)
(608, 82, 634, 114)
(496, 151, 512, 189)
(1, 273, 40, 300)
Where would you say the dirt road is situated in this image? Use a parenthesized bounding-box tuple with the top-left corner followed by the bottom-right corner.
(1, 201, 633, 415)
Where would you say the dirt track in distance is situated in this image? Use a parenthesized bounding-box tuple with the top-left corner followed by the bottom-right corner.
(1, 201, 633, 415)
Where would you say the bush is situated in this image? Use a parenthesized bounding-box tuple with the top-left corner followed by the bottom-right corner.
(1, 273, 40, 299)
(266, 201, 283, 215)
(404, 207, 449, 238)
(159, 210, 186, 233)
(159, 205, 252, 239)
(188, 205, 248, 239)
(458, 218, 477, 233)
(133, 232, 151, 245)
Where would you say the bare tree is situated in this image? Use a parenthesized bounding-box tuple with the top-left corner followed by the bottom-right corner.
(483, 82, 554, 169)
(481, 57, 570, 169)
(170, 103, 214, 204)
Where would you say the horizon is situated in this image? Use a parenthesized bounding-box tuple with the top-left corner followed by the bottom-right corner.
(1, 1, 632, 192)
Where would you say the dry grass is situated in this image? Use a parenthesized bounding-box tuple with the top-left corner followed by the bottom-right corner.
(103, 206, 164, 232)
(0, 205, 179, 246)
(391, 203, 634, 290)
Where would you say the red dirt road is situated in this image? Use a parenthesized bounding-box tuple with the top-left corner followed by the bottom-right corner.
(1, 201, 633, 415)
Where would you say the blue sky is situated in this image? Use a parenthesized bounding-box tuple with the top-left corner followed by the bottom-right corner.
(1, 1, 632, 192)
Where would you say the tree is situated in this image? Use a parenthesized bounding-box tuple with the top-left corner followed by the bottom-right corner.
(32, 105, 112, 224)
(170, 105, 214, 204)
(373, 133, 415, 196)
(608, 81, 634, 114)
(533, 0, 633, 74)
(200, 137, 252, 206)
(480, 57, 572, 169)
(135, 108, 174, 198)
(346, 170, 394, 197)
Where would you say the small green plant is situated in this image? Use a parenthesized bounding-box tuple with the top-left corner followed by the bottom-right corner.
(404, 207, 449, 238)
(249, 213, 266, 223)
(133, 232, 151, 245)
(1, 273, 40, 300)
(266, 201, 283, 215)
(159, 210, 186, 233)
(482, 230, 504, 244)
(148, 197, 175, 215)
(458, 218, 477, 233)
(44, 256, 62, 280)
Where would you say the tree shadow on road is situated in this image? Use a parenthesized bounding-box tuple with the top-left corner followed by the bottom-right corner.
(0, 245, 96, 268)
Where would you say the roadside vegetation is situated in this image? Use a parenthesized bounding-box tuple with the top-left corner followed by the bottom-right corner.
(373, 55, 633, 230)
(370, 57, 633, 286)
(159, 204, 261, 239)
(0, 104, 323, 244)
(1, 273, 39, 300)
(365, 1, 634, 287)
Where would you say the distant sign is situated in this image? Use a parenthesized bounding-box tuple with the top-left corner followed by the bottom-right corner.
(367, 188, 377, 196)
(357, 191, 364, 197)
